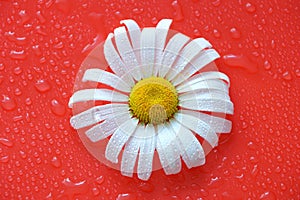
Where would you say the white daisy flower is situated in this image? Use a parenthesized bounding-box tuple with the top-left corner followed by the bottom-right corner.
(69, 19, 234, 180)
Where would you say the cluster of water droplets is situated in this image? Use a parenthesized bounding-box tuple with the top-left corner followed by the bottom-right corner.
(0, 0, 299, 199)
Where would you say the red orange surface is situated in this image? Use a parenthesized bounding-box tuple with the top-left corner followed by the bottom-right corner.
(0, 0, 299, 199)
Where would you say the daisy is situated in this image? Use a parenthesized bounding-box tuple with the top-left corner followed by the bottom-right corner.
(68, 19, 234, 180)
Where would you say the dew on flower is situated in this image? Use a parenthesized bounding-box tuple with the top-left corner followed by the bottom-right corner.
(69, 19, 234, 180)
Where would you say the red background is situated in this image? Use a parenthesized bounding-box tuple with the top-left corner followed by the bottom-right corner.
(0, 0, 299, 199)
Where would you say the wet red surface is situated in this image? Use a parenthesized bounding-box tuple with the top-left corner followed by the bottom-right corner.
(0, 0, 299, 199)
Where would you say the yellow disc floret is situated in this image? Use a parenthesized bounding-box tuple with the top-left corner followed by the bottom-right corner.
(129, 77, 178, 125)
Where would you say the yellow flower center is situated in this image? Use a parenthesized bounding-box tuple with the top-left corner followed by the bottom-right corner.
(129, 77, 178, 125)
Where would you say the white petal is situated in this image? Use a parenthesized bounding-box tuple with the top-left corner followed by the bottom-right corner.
(179, 90, 231, 102)
(156, 124, 181, 175)
(174, 113, 219, 147)
(68, 89, 128, 107)
(105, 118, 139, 163)
(121, 125, 144, 177)
(70, 104, 129, 129)
(137, 124, 156, 180)
(104, 33, 135, 86)
(153, 19, 172, 76)
(140, 28, 156, 78)
(179, 98, 234, 114)
(114, 27, 142, 81)
(82, 68, 131, 92)
(169, 120, 205, 168)
(176, 71, 230, 89)
(120, 19, 141, 55)
(172, 49, 220, 85)
(158, 33, 190, 78)
(177, 79, 229, 94)
(179, 109, 232, 133)
(85, 112, 131, 142)
(70, 104, 128, 129)
(165, 38, 212, 81)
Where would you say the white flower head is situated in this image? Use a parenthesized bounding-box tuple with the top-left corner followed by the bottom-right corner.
(69, 19, 234, 180)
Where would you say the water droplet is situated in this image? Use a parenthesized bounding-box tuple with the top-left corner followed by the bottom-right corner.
(0, 75, 3, 85)
(245, 2, 256, 13)
(276, 155, 283, 162)
(13, 115, 23, 122)
(59, 178, 89, 198)
(249, 156, 259, 163)
(223, 54, 258, 73)
(50, 99, 66, 116)
(208, 176, 223, 188)
(55, 0, 73, 14)
(247, 141, 256, 150)
(116, 193, 137, 200)
(132, 8, 144, 15)
(25, 97, 32, 106)
(115, 11, 124, 20)
(92, 187, 100, 196)
(280, 182, 287, 191)
(1, 95, 17, 111)
(32, 45, 42, 56)
(282, 71, 292, 81)
(51, 156, 61, 168)
(162, 187, 170, 195)
(36, 11, 46, 24)
(16, 37, 27, 46)
(251, 164, 259, 177)
(138, 182, 154, 192)
(87, 12, 105, 33)
(19, 10, 30, 24)
(194, 10, 200, 17)
(39, 57, 46, 64)
(197, 188, 208, 197)
(213, 29, 221, 38)
(0, 138, 13, 147)
(36, 25, 47, 36)
(95, 176, 104, 185)
(81, 34, 104, 54)
(19, 150, 27, 159)
(35, 79, 51, 93)
(5, 31, 15, 42)
(13, 66, 22, 75)
(292, 69, 300, 77)
(271, 40, 275, 49)
(212, 0, 221, 7)
(259, 191, 276, 200)
(9, 50, 26, 60)
(193, 29, 201, 37)
(151, 17, 158, 25)
(54, 41, 64, 49)
(6, 32, 27, 46)
(171, 0, 184, 22)
(274, 166, 281, 173)
(0, 63, 4, 71)
(0, 155, 9, 163)
(264, 60, 271, 70)
(230, 27, 241, 39)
